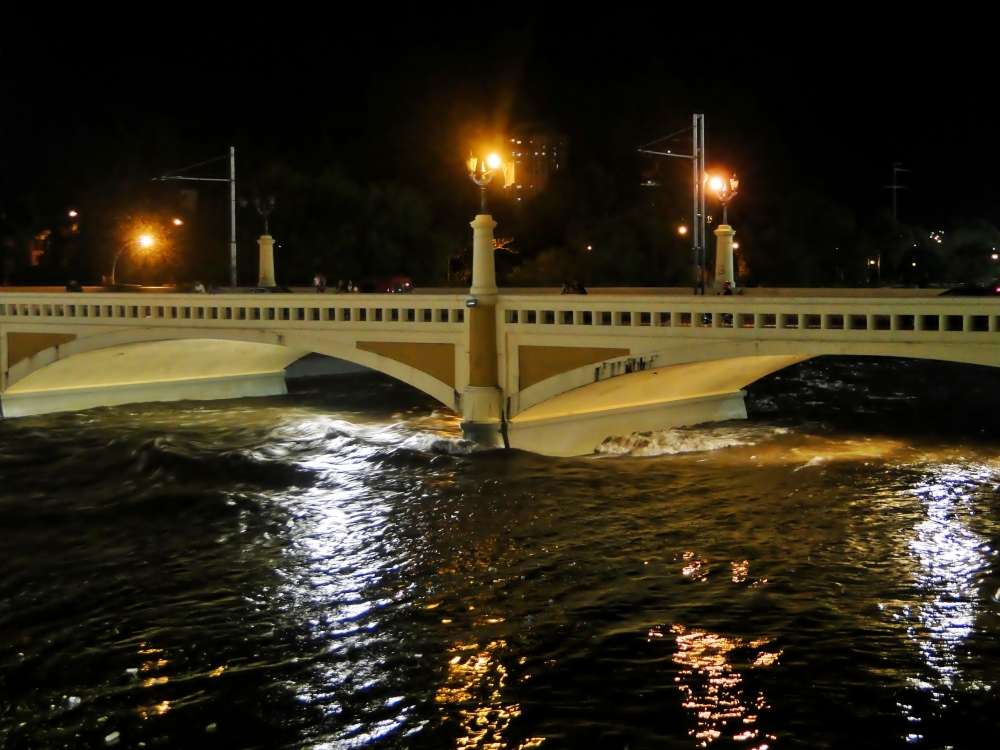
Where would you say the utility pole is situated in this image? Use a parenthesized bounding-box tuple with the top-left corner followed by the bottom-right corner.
(637, 113, 707, 294)
(886, 163, 909, 221)
(879, 163, 909, 286)
(155, 148, 238, 288)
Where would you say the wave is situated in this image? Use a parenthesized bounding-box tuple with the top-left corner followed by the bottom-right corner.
(398, 432, 479, 456)
(595, 425, 788, 457)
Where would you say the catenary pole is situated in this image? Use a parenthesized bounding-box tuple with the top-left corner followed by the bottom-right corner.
(230, 147, 237, 288)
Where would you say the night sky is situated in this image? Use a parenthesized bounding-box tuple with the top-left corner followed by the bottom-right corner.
(2, 11, 997, 236)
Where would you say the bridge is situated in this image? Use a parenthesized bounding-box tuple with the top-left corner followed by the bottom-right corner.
(3, 216, 999, 455)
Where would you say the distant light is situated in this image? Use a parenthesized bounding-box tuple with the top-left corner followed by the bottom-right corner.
(586, 245, 593, 250)
(172, 218, 183, 226)
(68, 210, 78, 218)
(678, 226, 688, 235)
(486, 153, 501, 169)
(993, 254, 999, 260)
(732, 242, 739, 249)
(869, 260, 876, 265)
(138, 234, 154, 248)
(911, 261, 917, 267)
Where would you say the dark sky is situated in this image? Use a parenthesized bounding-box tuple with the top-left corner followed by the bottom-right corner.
(3, 11, 997, 228)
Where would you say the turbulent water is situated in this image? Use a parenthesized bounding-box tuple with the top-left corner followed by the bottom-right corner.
(3, 357, 1000, 750)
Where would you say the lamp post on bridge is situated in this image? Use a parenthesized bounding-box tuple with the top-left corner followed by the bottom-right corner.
(709, 174, 738, 291)
(461, 150, 514, 448)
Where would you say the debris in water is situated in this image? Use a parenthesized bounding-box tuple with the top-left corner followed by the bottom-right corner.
(105, 731, 120, 746)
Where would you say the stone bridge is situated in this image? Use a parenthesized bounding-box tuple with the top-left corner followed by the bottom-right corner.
(2, 219, 999, 455)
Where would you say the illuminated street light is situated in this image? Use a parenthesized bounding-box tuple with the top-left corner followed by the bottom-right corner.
(709, 174, 738, 225)
(709, 174, 739, 290)
(467, 151, 513, 213)
(110, 234, 155, 285)
(991, 253, 998, 261)
(172, 218, 183, 226)
(678, 225, 688, 235)
(68, 210, 78, 218)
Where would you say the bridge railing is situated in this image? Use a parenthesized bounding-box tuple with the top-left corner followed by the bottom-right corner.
(497, 294, 1000, 336)
(0, 292, 470, 329)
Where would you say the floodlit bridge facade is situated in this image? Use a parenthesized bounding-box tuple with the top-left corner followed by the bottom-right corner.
(3, 282, 1000, 456)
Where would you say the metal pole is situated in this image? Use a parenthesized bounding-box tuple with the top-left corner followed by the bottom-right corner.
(697, 114, 706, 295)
(229, 146, 237, 288)
(692, 115, 699, 295)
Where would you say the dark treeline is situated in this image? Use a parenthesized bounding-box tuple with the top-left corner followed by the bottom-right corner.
(2, 16, 998, 290)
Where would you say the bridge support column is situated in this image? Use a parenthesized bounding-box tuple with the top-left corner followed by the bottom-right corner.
(258, 235, 276, 287)
(461, 214, 505, 448)
(713, 224, 736, 290)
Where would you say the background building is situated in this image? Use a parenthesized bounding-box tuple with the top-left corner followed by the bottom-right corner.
(505, 131, 566, 200)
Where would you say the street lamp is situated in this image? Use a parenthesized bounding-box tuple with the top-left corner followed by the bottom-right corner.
(467, 152, 513, 213)
(709, 175, 738, 225)
(110, 234, 154, 285)
(709, 174, 739, 290)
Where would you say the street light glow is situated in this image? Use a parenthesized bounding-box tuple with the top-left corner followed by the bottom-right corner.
(172, 218, 183, 226)
(709, 176, 725, 192)
(486, 153, 502, 170)
(138, 234, 154, 248)
(68, 210, 78, 218)
(678, 225, 688, 235)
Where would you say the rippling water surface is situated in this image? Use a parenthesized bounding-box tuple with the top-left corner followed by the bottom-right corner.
(3, 357, 1000, 750)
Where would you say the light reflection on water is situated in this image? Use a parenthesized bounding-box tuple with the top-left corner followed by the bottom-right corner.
(5, 361, 1000, 749)
(435, 640, 544, 750)
(905, 463, 992, 699)
(661, 624, 779, 749)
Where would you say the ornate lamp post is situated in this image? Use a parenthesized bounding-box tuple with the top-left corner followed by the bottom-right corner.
(467, 152, 514, 213)
(709, 174, 739, 290)
(461, 149, 514, 448)
(110, 234, 154, 286)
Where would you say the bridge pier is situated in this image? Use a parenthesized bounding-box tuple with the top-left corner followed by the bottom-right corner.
(460, 214, 506, 448)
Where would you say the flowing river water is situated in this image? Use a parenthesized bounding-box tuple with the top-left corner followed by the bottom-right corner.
(3, 356, 1000, 750)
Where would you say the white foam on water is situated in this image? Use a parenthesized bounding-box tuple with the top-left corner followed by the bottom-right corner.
(595, 425, 788, 457)
(398, 432, 479, 455)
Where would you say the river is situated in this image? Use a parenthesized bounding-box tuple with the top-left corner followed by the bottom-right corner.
(2, 356, 1000, 749)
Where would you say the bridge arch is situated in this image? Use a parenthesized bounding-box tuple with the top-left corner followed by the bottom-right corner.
(506, 339, 1000, 456)
(3, 328, 457, 418)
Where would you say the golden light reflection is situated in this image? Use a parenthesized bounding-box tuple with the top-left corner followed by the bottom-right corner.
(731, 560, 749, 583)
(667, 624, 780, 749)
(137, 701, 171, 720)
(435, 640, 544, 749)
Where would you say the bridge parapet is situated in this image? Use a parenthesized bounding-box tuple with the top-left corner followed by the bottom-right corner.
(0, 291, 469, 329)
(496, 293, 1000, 336)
